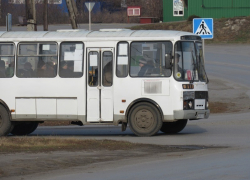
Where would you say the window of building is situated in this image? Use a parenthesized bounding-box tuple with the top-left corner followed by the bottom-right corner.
(116, 42, 129, 77)
(59, 42, 84, 78)
(173, 0, 184, 16)
(17, 42, 57, 78)
(130, 41, 173, 77)
(0, 43, 15, 78)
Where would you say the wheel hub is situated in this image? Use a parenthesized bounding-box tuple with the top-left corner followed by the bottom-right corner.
(135, 109, 154, 129)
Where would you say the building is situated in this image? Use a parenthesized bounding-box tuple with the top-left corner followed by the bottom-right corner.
(163, 0, 250, 22)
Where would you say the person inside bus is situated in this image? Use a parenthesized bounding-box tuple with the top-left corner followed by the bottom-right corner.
(5, 61, 14, 77)
(45, 61, 56, 77)
(67, 61, 75, 77)
(36, 60, 46, 77)
(103, 61, 112, 86)
(20, 62, 35, 77)
(60, 61, 68, 77)
(0, 60, 6, 78)
(138, 58, 153, 76)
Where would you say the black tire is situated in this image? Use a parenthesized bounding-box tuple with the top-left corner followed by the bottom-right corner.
(0, 104, 12, 136)
(128, 102, 162, 137)
(11, 122, 39, 136)
(160, 120, 188, 134)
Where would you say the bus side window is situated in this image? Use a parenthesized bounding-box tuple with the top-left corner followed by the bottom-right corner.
(130, 42, 173, 77)
(116, 42, 128, 77)
(0, 43, 15, 78)
(59, 42, 84, 78)
(17, 43, 58, 78)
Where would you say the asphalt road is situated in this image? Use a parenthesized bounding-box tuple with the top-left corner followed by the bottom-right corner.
(28, 44, 250, 180)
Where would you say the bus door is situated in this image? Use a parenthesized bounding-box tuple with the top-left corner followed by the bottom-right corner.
(87, 48, 114, 122)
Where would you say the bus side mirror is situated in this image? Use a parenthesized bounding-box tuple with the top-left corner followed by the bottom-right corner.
(165, 54, 172, 69)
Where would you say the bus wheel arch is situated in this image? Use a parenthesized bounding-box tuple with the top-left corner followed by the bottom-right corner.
(11, 121, 39, 136)
(160, 120, 188, 134)
(126, 99, 163, 136)
(0, 101, 12, 136)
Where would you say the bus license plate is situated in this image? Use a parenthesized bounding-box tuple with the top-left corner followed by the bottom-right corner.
(197, 114, 204, 119)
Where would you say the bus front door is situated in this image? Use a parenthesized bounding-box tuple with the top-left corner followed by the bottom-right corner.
(87, 48, 114, 122)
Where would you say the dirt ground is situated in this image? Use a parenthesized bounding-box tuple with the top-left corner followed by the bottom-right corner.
(0, 144, 210, 179)
(208, 77, 250, 114)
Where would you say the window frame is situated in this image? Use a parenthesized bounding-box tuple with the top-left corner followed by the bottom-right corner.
(0, 42, 16, 78)
(17, 42, 58, 78)
(102, 50, 113, 87)
(116, 41, 129, 78)
(129, 41, 173, 78)
(59, 41, 84, 78)
(173, 40, 202, 82)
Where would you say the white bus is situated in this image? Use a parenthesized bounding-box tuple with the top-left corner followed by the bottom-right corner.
(0, 29, 209, 137)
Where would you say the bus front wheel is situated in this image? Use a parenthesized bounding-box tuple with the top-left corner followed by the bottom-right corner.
(0, 104, 12, 136)
(128, 102, 162, 137)
(11, 122, 39, 136)
(160, 120, 188, 134)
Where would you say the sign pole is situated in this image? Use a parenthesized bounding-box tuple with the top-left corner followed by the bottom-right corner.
(89, 3, 91, 31)
(202, 39, 205, 62)
(85, 2, 95, 31)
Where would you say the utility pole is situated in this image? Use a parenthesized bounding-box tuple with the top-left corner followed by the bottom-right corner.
(43, 0, 48, 31)
(0, 0, 1, 19)
(65, 0, 78, 29)
(26, 0, 37, 31)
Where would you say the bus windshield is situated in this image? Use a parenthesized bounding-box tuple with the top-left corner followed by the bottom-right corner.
(174, 41, 208, 82)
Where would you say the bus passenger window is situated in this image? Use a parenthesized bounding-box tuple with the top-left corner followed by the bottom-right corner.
(0, 43, 15, 78)
(88, 52, 99, 86)
(17, 43, 57, 78)
(116, 42, 128, 77)
(130, 41, 173, 77)
(102, 51, 113, 87)
(59, 42, 84, 78)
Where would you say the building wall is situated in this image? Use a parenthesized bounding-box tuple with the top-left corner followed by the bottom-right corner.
(163, 0, 250, 22)
(189, 0, 250, 18)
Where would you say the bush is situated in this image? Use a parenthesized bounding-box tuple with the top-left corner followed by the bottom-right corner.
(187, 15, 201, 21)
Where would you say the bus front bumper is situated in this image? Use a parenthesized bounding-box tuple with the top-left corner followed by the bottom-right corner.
(174, 109, 210, 120)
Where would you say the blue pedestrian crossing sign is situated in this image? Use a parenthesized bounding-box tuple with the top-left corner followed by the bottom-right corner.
(193, 18, 213, 39)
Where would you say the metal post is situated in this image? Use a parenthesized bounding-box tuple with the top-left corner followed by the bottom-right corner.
(89, 3, 91, 31)
(6, 13, 12, 31)
(202, 39, 205, 62)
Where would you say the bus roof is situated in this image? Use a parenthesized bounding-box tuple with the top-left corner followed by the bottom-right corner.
(0, 29, 195, 40)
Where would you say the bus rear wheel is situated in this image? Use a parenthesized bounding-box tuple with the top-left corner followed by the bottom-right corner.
(0, 105, 12, 136)
(128, 102, 162, 137)
(11, 122, 39, 136)
(160, 120, 188, 134)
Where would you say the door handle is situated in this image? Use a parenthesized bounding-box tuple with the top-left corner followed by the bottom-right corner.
(97, 86, 103, 90)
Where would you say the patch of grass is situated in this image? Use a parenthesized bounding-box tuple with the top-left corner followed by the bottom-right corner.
(0, 138, 139, 153)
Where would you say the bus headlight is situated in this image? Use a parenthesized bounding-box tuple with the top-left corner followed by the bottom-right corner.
(188, 101, 193, 109)
(206, 101, 209, 109)
(183, 100, 194, 110)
